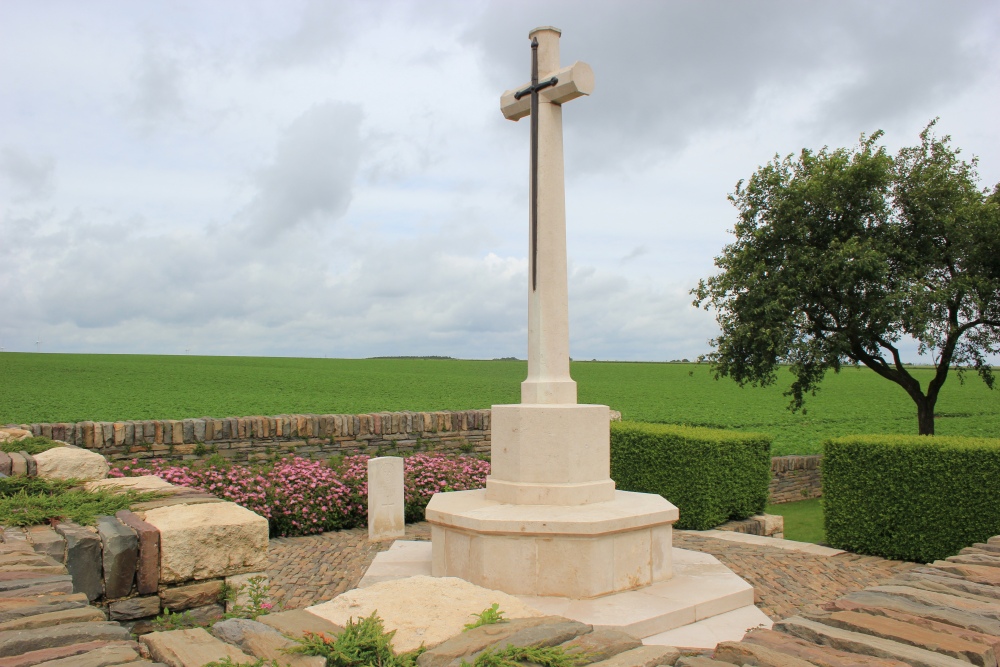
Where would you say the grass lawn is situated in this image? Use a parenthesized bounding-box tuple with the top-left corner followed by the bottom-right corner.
(765, 498, 825, 544)
(2, 353, 998, 455)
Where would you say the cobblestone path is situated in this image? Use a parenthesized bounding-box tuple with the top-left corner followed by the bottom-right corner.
(673, 531, 915, 620)
(267, 523, 914, 619)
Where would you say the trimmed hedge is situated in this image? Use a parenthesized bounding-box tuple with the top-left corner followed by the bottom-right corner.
(610, 422, 771, 530)
(824, 435, 1000, 563)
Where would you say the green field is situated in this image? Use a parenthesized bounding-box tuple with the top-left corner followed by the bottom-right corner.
(1, 353, 997, 455)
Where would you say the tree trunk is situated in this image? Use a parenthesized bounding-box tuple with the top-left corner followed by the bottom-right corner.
(916, 396, 936, 435)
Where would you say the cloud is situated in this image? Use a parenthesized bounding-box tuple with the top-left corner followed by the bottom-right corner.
(128, 48, 186, 131)
(244, 102, 364, 235)
(0, 147, 55, 201)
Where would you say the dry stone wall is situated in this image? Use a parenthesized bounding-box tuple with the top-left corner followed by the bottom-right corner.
(12, 410, 492, 464)
(11, 412, 824, 502)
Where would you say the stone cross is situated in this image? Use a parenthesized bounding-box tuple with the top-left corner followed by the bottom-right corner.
(500, 26, 594, 405)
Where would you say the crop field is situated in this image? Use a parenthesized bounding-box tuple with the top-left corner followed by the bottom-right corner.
(1, 353, 998, 456)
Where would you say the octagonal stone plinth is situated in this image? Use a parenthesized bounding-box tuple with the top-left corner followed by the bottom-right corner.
(426, 489, 677, 599)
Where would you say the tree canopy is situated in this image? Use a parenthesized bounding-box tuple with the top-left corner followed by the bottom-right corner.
(693, 121, 1000, 435)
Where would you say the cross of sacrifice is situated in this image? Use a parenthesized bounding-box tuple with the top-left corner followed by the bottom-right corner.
(500, 26, 594, 406)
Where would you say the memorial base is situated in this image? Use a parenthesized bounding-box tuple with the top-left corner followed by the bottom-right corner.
(425, 489, 678, 599)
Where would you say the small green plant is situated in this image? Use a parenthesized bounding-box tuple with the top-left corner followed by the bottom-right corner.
(461, 645, 585, 667)
(292, 611, 424, 667)
(0, 478, 162, 527)
(221, 575, 276, 619)
(464, 603, 506, 631)
(458, 440, 474, 454)
(326, 454, 344, 470)
(151, 607, 199, 631)
(194, 442, 208, 456)
(1, 436, 61, 455)
(203, 658, 282, 667)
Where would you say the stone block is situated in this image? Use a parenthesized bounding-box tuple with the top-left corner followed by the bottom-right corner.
(25, 525, 66, 562)
(892, 571, 1000, 602)
(140, 502, 268, 583)
(256, 608, 344, 639)
(834, 591, 1000, 635)
(0, 621, 131, 657)
(160, 580, 224, 612)
(54, 522, 103, 601)
(713, 640, 815, 667)
(18, 453, 35, 477)
(96, 516, 138, 599)
(368, 457, 405, 541)
(0, 605, 106, 631)
(560, 627, 640, 663)
(210, 618, 325, 667)
(867, 585, 1000, 620)
(0, 575, 74, 597)
(0, 639, 135, 667)
(141, 627, 255, 666)
(0, 453, 10, 476)
(590, 646, 680, 667)
(7, 453, 26, 477)
(109, 595, 161, 621)
(185, 602, 225, 625)
(418, 617, 560, 667)
(116, 510, 160, 595)
(34, 446, 109, 481)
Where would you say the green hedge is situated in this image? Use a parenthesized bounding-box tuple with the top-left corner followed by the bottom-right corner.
(824, 435, 1000, 563)
(610, 422, 771, 530)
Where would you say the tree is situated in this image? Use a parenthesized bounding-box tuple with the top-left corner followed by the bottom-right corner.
(693, 121, 1000, 435)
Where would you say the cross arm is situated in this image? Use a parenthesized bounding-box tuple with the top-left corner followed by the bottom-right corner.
(500, 61, 595, 121)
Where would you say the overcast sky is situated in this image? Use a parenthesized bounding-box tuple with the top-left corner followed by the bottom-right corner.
(2, 0, 998, 361)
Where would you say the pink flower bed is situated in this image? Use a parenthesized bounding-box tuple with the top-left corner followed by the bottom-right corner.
(110, 453, 490, 537)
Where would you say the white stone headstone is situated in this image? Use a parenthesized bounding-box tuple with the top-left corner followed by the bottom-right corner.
(368, 456, 405, 541)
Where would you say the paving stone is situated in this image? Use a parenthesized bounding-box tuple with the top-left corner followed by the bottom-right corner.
(801, 608, 997, 666)
(54, 523, 103, 602)
(256, 608, 344, 640)
(209, 618, 325, 667)
(775, 615, 971, 667)
(115, 511, 159, 596)
(834, 590, 1000, 635)
(0, 593, 89, 623)
(489, 619, 592, 652)
(25, 641, 140, 666)
(0, 529, 29, 547)
(0, 640, 133, 667)
(0, 621, 131, 657)
(96, 517, 138, 600)
(24, 526, 65, 563)
(109, 596, 161, 621)
(712, 640, 816, 667)
(892, 571, 1000, 601)
(159, 580, 223, 612)
(418, 617, 559, 667)
(0, 575, 74, 597)
(560, 627, 641, 663)
(141, 627, 256, 667)
(0, 553, 55, 568)
(743, 628, 911, 667)
(0, 605, 106, 631)
(588, 645, 680, 667)
(0, 563, 65, 577)
(867, 585, 1000, 621)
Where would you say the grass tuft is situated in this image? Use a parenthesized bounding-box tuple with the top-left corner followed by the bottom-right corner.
(1, 436, 62, 455)
(0, 477, 162, 527)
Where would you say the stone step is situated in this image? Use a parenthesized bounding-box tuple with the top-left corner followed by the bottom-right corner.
(0, 622, 132, 658)
(712, 639, 815, 667)
(210, 618, 325, 667)
(588, 645, 680, 667)
(801, 608, 997, 666)
(0, 605, 106, 632)
(890, 571, 1000, 602)
(866, 585, 1000, 621)
(0, 640, 138, 667)
(930, 563, 1000, 587)
(833, 591, 1000, 636)
(255, 608, 344, 640)
(0, 593, 90, 624)
(742, 627, 912, 667)
(948, 554, 1000, 569)
(22, 640, 142, 666)
(774, 615, 972, 667)
(140, 628, 256, 667)
(641, 605, 772, 650)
